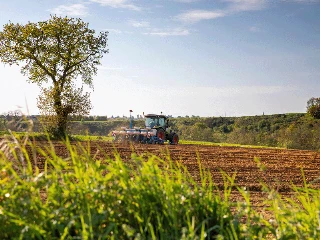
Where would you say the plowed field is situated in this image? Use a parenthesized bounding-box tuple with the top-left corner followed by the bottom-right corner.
(31, 141, 320, 207)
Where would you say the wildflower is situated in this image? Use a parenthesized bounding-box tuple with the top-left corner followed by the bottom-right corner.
(269, 218, 276, 225)
(181, 195, 186, 203)
(5, 193, 10, 198)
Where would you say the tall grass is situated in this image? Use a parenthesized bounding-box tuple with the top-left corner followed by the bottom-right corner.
(0, 135, 319, 239)
(264, 175, 320, 239)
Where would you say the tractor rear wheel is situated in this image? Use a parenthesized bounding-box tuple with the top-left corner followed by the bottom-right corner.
(157, 128, 165, 141)
(171, 133, 179, 145)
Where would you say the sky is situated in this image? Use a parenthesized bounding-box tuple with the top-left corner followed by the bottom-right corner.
(0, 0, 319, 117)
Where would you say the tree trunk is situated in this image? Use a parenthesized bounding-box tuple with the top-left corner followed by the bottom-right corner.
(53, 85, 68, 138)
(55, 112, 68, 137)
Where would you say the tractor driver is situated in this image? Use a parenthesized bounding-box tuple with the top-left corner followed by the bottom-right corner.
(150, 118, 159, 128)
(149, 119, 155, 128)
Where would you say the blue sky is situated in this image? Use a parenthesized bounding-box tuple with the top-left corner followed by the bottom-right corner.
(0, 0, 319, 117)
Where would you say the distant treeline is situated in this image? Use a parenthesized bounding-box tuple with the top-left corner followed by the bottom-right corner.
(169, 113, 320, 150)
(1, 113, 319, 150)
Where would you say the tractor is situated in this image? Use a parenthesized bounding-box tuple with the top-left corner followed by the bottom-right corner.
(112, 114, 179, 144)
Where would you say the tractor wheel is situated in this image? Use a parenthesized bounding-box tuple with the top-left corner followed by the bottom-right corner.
(157, 128, 165, 141)
(170, 134, 179, 145)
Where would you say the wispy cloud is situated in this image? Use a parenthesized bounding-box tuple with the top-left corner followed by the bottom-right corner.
(249, 26, 260, 32)
(49, 4, 88, 17)
(283, 0, 320, 3)
(179, 85, 297, 98)
(106, 29, 122, 34)
(224, 0, 267, 12)
(98, 66, 123, 71)
(90, 0, 141, 11)
(128, 20, 150, 28)
(103, 29, 135, 34)
(135, 85, 297, 100)
(174, 0, 200, 2)
(176, 10, 226, 23)
(144, 28, 190, 37)
(176, 0, 267, 23)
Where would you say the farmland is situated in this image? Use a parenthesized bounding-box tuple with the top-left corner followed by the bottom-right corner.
(30, 140, 320, 205)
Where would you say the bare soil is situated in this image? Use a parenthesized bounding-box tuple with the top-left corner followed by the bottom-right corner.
(29, 141, 320, 207)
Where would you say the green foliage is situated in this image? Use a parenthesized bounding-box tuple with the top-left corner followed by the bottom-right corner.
(284, 119, 320, 150)
(1, 137, 320, 239)
(0, 16, 108, 137)
(307, 97, 320, 119)
(170, 114, 320, 150)
(38, 85, 92, 137)
(0, 117, 6, 132)
(0, 137, 253, 239)
(265, 175, 320, 239)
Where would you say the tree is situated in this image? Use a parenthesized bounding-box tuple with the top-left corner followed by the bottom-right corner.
(307, 97, 320, 119)
(0, 15, 108, 137)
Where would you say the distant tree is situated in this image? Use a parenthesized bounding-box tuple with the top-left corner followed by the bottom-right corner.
(0, 15, 108, 137)
(307, 97, 320, 119)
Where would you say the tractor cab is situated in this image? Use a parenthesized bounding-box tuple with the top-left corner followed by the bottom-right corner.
(144, 114, 167, 129)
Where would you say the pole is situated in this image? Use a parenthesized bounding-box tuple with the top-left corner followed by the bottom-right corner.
(129, 110, 133, 129)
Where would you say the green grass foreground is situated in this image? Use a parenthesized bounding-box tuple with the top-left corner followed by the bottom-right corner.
(0, 137, 319, 239)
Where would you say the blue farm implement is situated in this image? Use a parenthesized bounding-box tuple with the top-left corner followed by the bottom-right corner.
(112, 114, 179, 145)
